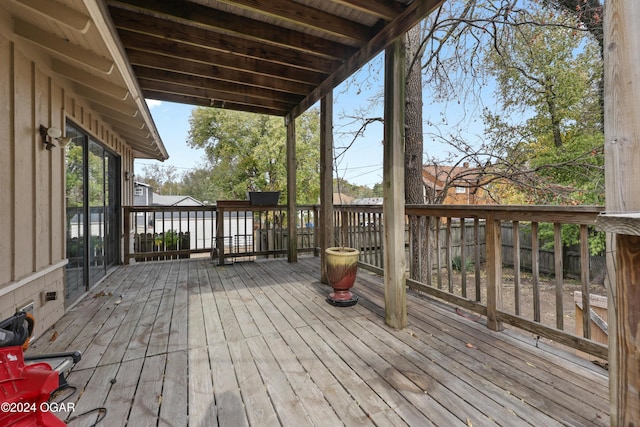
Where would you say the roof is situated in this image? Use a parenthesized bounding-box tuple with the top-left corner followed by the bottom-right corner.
(105, 0, 443, 117)
(152, 193, 205, 206)
(2, 0, 168, 160)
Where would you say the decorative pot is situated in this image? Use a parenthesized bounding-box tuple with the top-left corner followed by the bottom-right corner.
(325, 247, 359, 307)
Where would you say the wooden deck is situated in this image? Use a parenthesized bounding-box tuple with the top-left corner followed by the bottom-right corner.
(29, 257, 609, 426)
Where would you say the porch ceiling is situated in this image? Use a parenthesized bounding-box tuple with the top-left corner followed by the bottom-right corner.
(105, 0, 442, 117)
(4, 0, 442, 161)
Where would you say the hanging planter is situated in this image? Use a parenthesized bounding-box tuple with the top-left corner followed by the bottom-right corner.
(325, 246, 359, 307)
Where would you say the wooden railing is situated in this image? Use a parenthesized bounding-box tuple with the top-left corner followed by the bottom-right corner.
(124, 203, 608, 359)
(334, 204, 608, 360)
(123, 204, 318, 264)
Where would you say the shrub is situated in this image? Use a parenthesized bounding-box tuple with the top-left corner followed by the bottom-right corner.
(452, 255, 474, 272)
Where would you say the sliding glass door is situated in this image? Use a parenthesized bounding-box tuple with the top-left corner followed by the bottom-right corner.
(65, 122, 121, 305)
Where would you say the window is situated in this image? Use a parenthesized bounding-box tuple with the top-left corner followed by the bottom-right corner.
(455, 186, 466, 194)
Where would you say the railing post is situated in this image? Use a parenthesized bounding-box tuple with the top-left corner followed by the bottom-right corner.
(123, 206, 131, 265)
(215, 205, 225, 265)
(486, 212, 503, 331)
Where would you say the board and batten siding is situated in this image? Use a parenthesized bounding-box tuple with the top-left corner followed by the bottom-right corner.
(0, 26, 135, 336)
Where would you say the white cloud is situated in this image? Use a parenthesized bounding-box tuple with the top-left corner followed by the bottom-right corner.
(146, 99, 162, 109)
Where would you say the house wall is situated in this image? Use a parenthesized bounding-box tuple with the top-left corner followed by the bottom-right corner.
(0, 10, 135, 336)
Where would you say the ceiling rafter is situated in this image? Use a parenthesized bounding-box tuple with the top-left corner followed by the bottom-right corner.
(126, 49, 315, 96)
(108, 0, 358, 59)
(12, 0, 92, 32)
(138, 77, 296, 114)
(120, 32, 326, 87)
(131, 69, 307, 110)
(51, 59, 129, 100)
(142, 90, 286, 116)
(102, 0, 440, 119)
(212, 0, 373, 44)
(110, 12, 341, 74)
(329, 0, 404, 21)
(14, 18, 113, 73)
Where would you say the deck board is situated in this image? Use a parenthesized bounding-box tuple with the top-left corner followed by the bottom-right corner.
(28, 257, 609, 426)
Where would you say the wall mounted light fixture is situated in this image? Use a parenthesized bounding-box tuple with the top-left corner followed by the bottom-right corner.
(39, 125, 76, 150)
(39, 125, 62, 150)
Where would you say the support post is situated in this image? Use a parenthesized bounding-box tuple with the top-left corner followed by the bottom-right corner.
(604, 1, 640, 423)
(383, 39, 406, 329)
(485, 212, 503, 331)
(123, 206, 131, 265)
(286, 113, 297, 263)
(320, 93, 334, 283)
(614, 234, 640, 424)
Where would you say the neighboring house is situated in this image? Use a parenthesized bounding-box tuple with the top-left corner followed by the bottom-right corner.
(134, 182, 205, 207)
(422, 163, 495, 205)
(133, 182, 154, 206)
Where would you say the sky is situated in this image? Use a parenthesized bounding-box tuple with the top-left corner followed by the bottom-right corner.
(136, 65, 390, 188)
(136, 53, 480, 188)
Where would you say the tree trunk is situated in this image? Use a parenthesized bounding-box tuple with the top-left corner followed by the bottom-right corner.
(405, 24, 427, 281)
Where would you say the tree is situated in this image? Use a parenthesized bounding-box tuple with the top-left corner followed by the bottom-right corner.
(136, 163, 182, 196)
(483, 5, 604, 205)
(187, 108, 320, 204)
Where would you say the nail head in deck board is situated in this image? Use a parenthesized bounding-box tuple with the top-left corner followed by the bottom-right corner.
(102, 358, 146, 425)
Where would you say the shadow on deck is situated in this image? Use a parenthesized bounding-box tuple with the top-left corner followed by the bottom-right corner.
(29, 257, 609, 426)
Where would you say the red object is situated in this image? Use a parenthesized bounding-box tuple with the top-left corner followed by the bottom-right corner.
(0, 346, 65, 427)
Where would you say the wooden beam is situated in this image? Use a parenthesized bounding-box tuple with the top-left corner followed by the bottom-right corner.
(214, 0, 372, 45)
(51, 60, 129, 100)
(142, 91, 287, 116)
(13, 19, 113, 73)
(291, 0, 445, 117)
(117, 30, 326, 85)
(75, 85, 139, 117)
(328, 0, 404, 21)
(286, 114, 297, 263)
(101, 114, 146, 131)
(13, 0, 91, 32)
(112, 125, 150, 139)
(133, 67, 302, 105)
(126, 50, 314, 95)
(382, 39, 406, 330)
(320, 92, 334, 284)
(110, 12, 341, 74)
(91, 102, 139, 123)
(604, 1, 640, 424)
(108, 0, 357, 60)
(137, 77, 296, 113)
